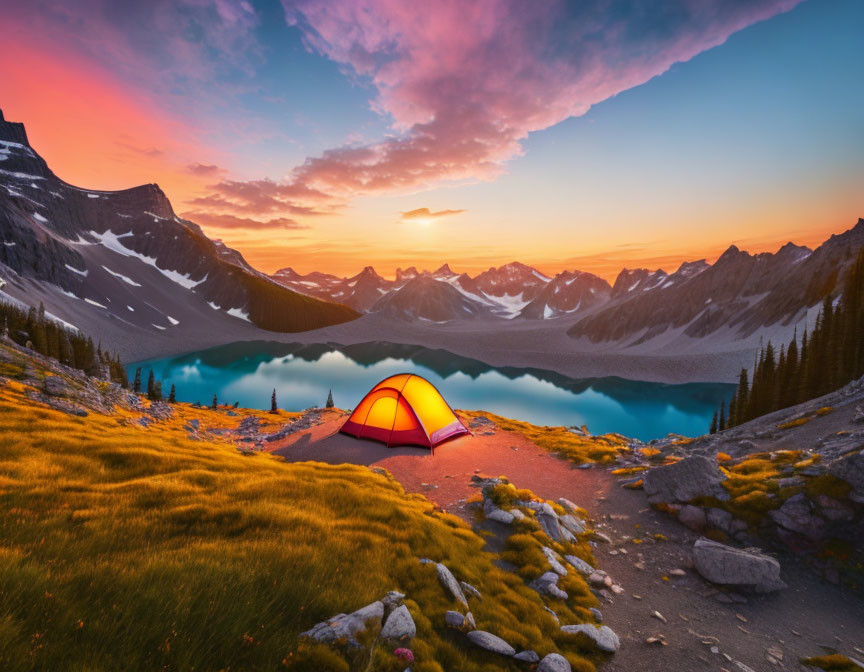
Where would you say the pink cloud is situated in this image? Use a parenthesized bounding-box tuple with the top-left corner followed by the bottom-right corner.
(181, 211, 307, 230)
(281, 0, 803, 197)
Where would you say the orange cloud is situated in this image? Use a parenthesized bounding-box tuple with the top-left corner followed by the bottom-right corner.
(400, 207, 466, 221)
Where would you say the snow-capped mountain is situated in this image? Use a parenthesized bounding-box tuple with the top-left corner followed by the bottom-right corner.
(0, 108, 358, 341)
(568, 232, 862, 345)
(272, 261, 610, 321)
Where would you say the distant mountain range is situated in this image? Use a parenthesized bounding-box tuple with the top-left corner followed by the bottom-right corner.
(272, 219, 864, 349)
(272, 261, 612, 321)
(2, 106, 862, 357)
(0, 108, 358, 337)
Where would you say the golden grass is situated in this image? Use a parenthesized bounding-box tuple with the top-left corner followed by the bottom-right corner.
(801, 654, 861, 671)
(459, 410, 628, 465)
(0, 375, 599, 671)
(778, 417, 812, 429)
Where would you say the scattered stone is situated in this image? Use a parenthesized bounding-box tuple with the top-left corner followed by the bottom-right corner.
(436, 563, 469, 608)
(460, 581, 482, 600)
(560, 514, 587, 535)
(558, 498, 580, 513)
(464, 611, 476, 630)
(380, 604, 416, 642)
(591, 531, 614, 544)
(669, 569, 686, 576)
(564, 554, 594, 575)
(484, 498, 516, 524)
(466, 630, 516, 657)
(445, 611, 464, 629)
(590, 608, 603, 622)
(537, 652, 571, 671)
(542, 546, 569, 576)
(560, 624, 620, 653)
(645, 636, 667, 645)
(643, 455, 729, 504)
(513, 650, 540, 663)
(532, 571, 568, 600)
(652, 610, 667, 623)
(300, 600, 384, 645)
(692, 538, 787, 593)
(765, 645, 783, 663)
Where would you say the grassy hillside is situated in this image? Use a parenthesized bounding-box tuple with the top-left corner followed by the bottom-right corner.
(0, 348, 602, 671)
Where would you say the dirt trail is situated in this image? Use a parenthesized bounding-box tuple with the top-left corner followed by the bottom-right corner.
(272, 415, 864, 672)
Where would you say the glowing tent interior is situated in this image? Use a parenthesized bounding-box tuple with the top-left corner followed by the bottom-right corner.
(340, 373, 470, 448)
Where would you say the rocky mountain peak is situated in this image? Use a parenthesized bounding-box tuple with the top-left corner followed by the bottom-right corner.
(0, 109, 32, 147)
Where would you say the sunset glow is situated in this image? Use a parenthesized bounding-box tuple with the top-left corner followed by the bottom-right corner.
(2, 0, 862, 280)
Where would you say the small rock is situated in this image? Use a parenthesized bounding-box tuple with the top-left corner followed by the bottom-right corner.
(513, 650, 540, 664)
(590, 607, 603, 622)
(532, 571, 568, 600)
(466, 630, 516, 657)
(445, 611, 464, 629)
(652, 610, 667, 623)
(564, 554, 594, 575)
(380, 604, 416, 642)
(669, 568, 686, 576)
(437, 563, 469, 608)
(460, 581, 482, 600)
(542, 546, 569, 576)
(560, 624, 620, 653)
(537, 652, 571, 671)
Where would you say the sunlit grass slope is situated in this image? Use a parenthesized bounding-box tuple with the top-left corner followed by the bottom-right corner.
(0, 376, 600, 671)
(460, 410, 629, 464)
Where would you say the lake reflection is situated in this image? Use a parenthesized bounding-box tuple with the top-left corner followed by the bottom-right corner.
(129, 341, 735, 441)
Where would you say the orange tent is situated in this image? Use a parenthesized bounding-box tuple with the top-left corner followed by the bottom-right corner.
(340, 373, 470, 448)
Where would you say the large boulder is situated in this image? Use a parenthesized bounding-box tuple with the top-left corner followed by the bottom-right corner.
(560, 624, 620, 652)
(643, 455, 729, 504)
(467, 630, 516, 656)
(692, 538, 786, 592)
(828, 452, 864, 503)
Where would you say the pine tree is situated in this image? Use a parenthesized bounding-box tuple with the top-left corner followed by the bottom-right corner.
(211, 394, 218, 410)
(709, 410, 718, 434)
(325, 389, 334, 408)
(270, 388, 278, 414)
(718, 400, 726, 432)
(168, 384, 176, 403)
(133, 367, 142, 394)
(147, 371, 156, 399)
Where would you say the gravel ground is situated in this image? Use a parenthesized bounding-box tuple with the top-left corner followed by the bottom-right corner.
(272, 414, 864, 672)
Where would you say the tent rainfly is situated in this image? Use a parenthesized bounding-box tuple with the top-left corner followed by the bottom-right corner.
(340, 373, 469, 448)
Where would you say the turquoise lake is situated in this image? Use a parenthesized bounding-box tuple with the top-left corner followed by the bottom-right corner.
(129, 341, 735, 441)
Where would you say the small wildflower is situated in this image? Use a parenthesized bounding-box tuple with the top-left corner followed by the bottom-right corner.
(394, 648, 414, 663)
